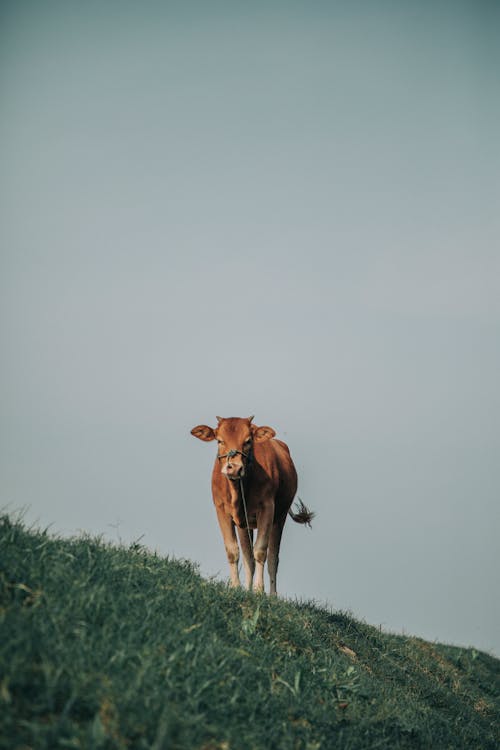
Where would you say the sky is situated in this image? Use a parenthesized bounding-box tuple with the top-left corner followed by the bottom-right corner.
(1, 1, 499, 656)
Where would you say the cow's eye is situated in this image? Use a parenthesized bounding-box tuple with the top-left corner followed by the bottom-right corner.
(218, 440, 224, 445)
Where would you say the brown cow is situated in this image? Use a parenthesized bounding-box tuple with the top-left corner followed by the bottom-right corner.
(190, 416, 314, 595)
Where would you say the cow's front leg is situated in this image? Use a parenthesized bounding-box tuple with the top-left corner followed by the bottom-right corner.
(254, 501, 275, 593)
(237, 526, 255, 590)
(216, 506, 240, 587)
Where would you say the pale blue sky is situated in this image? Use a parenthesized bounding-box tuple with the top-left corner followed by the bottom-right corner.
(1, 1, 499, 655)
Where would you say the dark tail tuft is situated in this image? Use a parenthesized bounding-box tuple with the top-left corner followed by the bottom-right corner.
(288, 498, 315, 528)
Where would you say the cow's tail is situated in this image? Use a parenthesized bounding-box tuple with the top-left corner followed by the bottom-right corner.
(288, 497, 315, 528)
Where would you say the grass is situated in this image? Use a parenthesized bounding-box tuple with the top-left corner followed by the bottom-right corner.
(0, 514, 499, 749)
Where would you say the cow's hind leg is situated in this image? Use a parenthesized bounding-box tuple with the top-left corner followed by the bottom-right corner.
(216, 506, 240, 588)
(268, 518, 285, 596)
(254, 501, 275, 593)
(237, 526, 255, 590)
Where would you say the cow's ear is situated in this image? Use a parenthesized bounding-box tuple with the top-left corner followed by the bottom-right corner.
(191, 425, 216, 442)
(253, 425, 276, 442)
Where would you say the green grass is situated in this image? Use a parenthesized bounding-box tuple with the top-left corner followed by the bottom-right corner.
(1, 514, 498, 749)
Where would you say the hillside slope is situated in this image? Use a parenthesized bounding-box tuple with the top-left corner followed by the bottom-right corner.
(0, 515, 498, 749)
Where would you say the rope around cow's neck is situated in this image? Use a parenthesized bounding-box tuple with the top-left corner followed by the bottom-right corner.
(239, 478, 254, 552)
(217, 449, 254, 553)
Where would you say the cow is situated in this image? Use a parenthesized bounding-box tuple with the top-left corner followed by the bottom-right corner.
(190, 415, 314, 595)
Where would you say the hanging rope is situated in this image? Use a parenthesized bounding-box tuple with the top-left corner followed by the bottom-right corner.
(239, 478, 254, 552)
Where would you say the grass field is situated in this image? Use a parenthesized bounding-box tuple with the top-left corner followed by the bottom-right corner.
(1, 514, 499, 749)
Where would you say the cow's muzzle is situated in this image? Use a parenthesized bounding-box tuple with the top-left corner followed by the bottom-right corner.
(221, 459, 245, 480)
(218, 449, 248, 481)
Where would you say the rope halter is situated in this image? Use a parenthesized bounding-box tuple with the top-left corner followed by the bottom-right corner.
(216, 448, 249, 461)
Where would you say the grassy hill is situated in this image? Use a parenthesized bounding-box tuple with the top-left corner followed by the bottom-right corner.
(1, 515, 498, 749)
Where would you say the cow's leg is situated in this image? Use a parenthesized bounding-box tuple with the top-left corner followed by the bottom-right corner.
(237, 526, 255, 590)
(253, 501, 275, 593)
(268, 518, 285, 596)
(215, 506, 240, 587)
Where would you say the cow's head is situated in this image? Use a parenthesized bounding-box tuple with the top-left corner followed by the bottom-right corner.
(191, 416, 276, 481)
